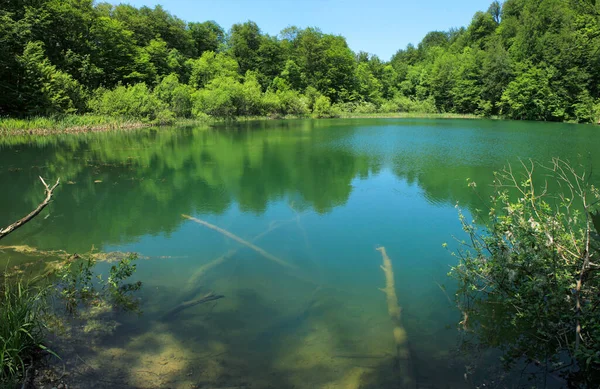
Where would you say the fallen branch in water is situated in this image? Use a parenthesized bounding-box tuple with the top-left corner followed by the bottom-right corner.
(162, 292, 224, 320)
(181, 219, 294, 302)
(0, 177, 59, 241)
(182, 214, 294, 269)
(376, 246, 415, 387)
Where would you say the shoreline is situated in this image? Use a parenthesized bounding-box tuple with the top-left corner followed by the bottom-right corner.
(0, 113, 489, 136)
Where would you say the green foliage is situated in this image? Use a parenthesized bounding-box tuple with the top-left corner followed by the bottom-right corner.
(1, 0, 599, 122)
(228, 21, 263, 76)
(56, 252, 142, 314)
(450, 159, 600, 386)
(378, 95, 437, 114)
(0, 277, 49, 387)
(355, 62, 383, 104)
(312, 95, 339, 118)
(191, 73, 264, 118)
(500, 64, 564, 120)
(0, 249, 142, 386)
(188, 51, 239, 88)
(18, 41, 86, 116)
(154, 74, 194, 117)
(262, 89, 309, 117)
(189, 21, 225, 56)
(89, 83, 170, 121)
(104, 256, 143, 312)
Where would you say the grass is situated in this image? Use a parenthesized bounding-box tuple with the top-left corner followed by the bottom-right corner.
(0, 115, 155, 135)
(0, 275, 49, 387)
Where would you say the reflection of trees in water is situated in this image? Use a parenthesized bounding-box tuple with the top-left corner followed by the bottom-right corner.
(0, 122, 380, 251)
(2, 119, 599, 253)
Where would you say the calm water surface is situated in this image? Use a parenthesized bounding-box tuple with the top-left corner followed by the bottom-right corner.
(1, 118, 598, 388)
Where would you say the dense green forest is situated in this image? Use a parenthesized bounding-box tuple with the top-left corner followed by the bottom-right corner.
(1, 0, 600, 122)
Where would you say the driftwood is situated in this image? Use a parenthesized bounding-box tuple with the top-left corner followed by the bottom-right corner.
(376, 246, 415, 388)
(162, 292, 224, 320)
(181, 219, 293, 302)
(0, 177, 59, 241)
(182, 214, 294, 269)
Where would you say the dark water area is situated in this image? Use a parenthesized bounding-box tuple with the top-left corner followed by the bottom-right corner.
(1, 118, 598, 388)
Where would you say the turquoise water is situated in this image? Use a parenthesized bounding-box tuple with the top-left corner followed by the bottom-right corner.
(1, 118, 598, 388)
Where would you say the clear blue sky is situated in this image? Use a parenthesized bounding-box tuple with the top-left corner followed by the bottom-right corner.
(105, 0, 493, 61)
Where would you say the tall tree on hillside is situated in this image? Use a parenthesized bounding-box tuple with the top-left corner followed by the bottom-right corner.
(189, 21, 225, 55)
(228, 21, 263, 76)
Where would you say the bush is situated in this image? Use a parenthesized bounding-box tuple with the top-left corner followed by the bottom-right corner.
(379, 100, 399, 113)
(450, 159, 600, 386)
(263, 90, 309, 117)
(192, 73, 264, 118)
(154, 74, 194, 117)
(391, 95, 437, 113)
(192, 76, 241, 118)
(353, 101, 378, 114)
(312, 95, 339, 118)
(377, 95, 439, 114)
(56, 253, 142, 314)
(89, 83, 170, 121)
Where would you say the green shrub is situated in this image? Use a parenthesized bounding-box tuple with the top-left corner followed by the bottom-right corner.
(353, 101, 378, 114)
(388, 95, 437, 113)
(154, 74, 194, 117)
(262, 91, 282, 117)
(56, 253, 142, 315)
(450, 159, 600, 386)
(379, 100, 399, 113)
(263, 89, 309, 117)
(187, 51, 239, 89)
(192, 76, 240, 118)
(312, 95, 339, 118)
(89, 83, 170, 120)
(192, 73, 264, 118)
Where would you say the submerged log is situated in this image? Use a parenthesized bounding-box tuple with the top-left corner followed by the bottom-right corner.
(182, 214, 294, 269)
(161, 292, 224, 320)
(0, 177, 59, 241)
(181, 219, 293, 302)
(376, 246, 415, 388)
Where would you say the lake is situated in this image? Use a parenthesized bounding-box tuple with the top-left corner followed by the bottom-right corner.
(1, 118, 598, 388)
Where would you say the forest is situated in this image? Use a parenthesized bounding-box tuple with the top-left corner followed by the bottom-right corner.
(1, 0, 600, 122)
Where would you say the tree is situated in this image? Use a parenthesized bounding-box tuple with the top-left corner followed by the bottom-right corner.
(187, 51, 239, 89)
(355, 62, 383, 103)
(88, 16, 139, 87)
(500, 63, 565, 121)
(189, 21, 225, 55)
(111, 4, 195, 56)
(257, 35, 285, 88)
(228, 21, 262, 76)
(18, 41, 85, 115)
(487, 0, 502, 23)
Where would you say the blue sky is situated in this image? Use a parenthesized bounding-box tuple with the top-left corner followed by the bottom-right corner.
(105, 0, 493, 60)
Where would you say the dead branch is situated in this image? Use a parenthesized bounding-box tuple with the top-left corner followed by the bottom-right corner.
(0, 177, 59, 241)
(182, 214, 294, 269)
(161, 292, 224, 320)
(181, 218, 294, 302)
